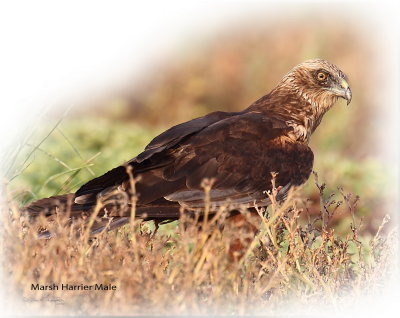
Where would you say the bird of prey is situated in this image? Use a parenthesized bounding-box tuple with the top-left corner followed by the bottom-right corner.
(25, 59, 352, 236)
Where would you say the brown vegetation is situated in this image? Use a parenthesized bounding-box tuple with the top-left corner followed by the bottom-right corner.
(2, 174, 394, 315)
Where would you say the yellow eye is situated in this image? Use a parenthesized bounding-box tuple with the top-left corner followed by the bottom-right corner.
(317, 72, 327, 81)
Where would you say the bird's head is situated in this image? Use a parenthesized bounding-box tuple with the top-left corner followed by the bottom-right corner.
(284, 59, 352, 110)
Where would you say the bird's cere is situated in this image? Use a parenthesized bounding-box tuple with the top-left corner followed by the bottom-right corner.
(340, 79, 349, 90)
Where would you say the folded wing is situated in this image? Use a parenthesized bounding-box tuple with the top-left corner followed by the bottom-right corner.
(74, 111, 313, 218)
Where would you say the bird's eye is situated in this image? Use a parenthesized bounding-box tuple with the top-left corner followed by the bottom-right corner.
(317, 72, 327, 81)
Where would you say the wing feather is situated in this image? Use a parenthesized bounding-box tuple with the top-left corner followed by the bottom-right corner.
(75, 111, 236, 201)
(74, 110, 313, 218)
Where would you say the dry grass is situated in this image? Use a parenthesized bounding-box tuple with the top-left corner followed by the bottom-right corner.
(2, 173, 395, 316)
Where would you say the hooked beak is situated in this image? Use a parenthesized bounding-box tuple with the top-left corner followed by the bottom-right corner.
(330, 78, 352, 105)
(339, 78, 352, 105)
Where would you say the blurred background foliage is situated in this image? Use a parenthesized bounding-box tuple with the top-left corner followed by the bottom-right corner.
(7, 14, 392, 236)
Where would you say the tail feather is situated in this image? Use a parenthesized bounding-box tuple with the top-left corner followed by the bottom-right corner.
(23, 194, 182, 238)
(23, 193, 90, 239)
(24, 194, 77, 216)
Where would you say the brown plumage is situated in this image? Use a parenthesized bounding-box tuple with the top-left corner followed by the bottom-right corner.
(25, 59, 352, 237)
